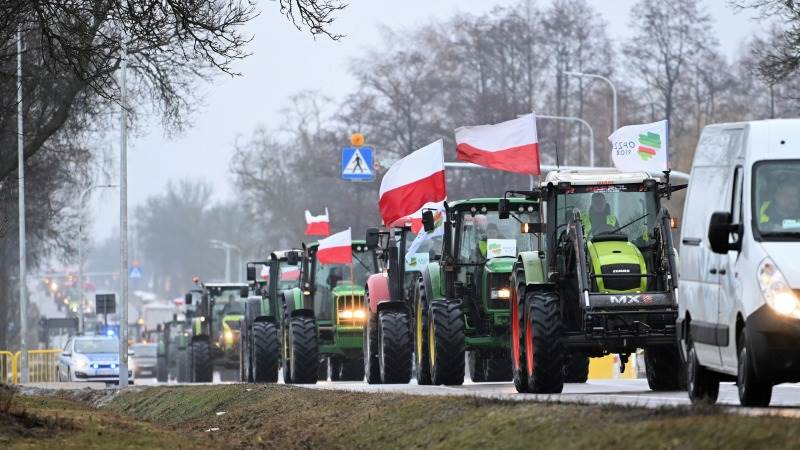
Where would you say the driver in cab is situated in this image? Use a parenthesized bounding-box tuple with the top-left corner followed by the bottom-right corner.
(580, 192, 618, 237)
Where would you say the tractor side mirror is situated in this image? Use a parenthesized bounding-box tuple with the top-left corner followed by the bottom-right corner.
(498, 198, 511, 219)
(521, 223, 544, 234)
(184, 293, 193, 305)
(246, 266, 256, 282)
(422, 210, 435, 233)
(366, 227, 379, 248)
(287, 251, 299, 266)
(708, 211, 741, 254)
(240, 286, 249, 298)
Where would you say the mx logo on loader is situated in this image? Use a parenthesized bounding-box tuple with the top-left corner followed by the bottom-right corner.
(609, 295, 641, 304)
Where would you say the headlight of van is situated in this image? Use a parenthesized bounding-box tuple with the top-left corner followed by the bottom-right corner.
(758, 258, 800, 319)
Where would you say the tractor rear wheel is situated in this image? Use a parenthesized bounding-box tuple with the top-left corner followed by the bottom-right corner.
(190, 340, 213, 383)
(252, 322, 279, 383)
(414, 280, 432, 385)
(287, 316, 319, 384)
(525, 291, 563, 393)
(379, 310, 413, 384)
(644, 345, 683, 391)
(157, 355, 168, 382)
(563, 353, 589, 383)
(484, 356, 512, 382)
(428, 302, 465, 386)
(364, 313, 381, 384)
(341, 357, 365, 381)
(468, 352, 486, 382)
(511, 284, 529, 392)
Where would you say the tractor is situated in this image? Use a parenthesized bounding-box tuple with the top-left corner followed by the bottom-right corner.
(414, 198, 541, 385)
(504, 169, 685, 394)
(281, 240, 378, 384)
(183, 281, 249, 382)
(240, 250, 302, 382)
(155, 314, 192, 382)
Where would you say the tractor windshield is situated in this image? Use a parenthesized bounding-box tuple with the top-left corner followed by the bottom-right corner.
(311, 247, 375, 321)
(456, 210, 540, 264)
(277, 261, 301, 289)
(558, 184, 658, 244)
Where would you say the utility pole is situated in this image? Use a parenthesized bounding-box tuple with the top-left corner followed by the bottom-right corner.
(210, 240, 240, 282)
(17, 27, 28, 384)
(118, 37, 129, 388)
(78, 184, 117, 334)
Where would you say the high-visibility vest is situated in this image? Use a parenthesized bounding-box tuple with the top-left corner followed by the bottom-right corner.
(760, 201, 771, 224)
(579, 211, 618, 236)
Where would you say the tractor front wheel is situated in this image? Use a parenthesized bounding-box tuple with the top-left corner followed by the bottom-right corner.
(468, 352, 486, 382)
(414, 280, 432, 385)
(644, 345, 683, 391)
(484, 356, 512, 382)
(511, 284, 529, 392)
(287, 316, 319, 384)
(341, 357, 365, 381)
(524, 291, 563, 393)
(563, 353, 589, 383)
(379, 310, 413, 384)
(252, 322, 279, 383)
(190, 340, 212, 383)
(428, 302, 465, 386)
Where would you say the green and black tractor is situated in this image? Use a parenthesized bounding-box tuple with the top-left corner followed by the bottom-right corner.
(504, 170, 685, 393)
(240, 250, 302, 382)
(414, 198, 540, 385)
(281, 240, 378, 384)
(183, 281, 249, 382)
(155, 314, 192, 382)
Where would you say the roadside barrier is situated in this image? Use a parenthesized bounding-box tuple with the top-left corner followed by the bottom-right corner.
(0, 350, 16, 384)
(0, 349, 61, 384)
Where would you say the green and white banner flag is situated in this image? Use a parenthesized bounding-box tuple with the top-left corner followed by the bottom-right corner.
(608, 120, 669, 172)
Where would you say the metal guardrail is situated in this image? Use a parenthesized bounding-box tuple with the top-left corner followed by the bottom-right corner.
(0, 349, 61, 384)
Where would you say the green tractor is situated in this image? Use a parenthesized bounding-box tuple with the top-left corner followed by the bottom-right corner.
(503, 170, 684, 393)
(155, 314, 192, 382)
(281, 240, 378, 383)
(240, 250, 302, 382)
(183, 281, 249, 382)
(414, 198, 540, 385)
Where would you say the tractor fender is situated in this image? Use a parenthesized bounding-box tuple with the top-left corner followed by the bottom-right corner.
(191, 334, 209, 345)
(377, 300, 410, 315)
(244, 297, 262, 328)
(283, 288, 314, 318)
(516, 251, 546, 286)
(254, 315, 276, 323)
(366, 273, 391, 313)
(423, 262, 445, 301)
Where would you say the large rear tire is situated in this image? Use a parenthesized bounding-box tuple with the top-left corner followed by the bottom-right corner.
(563, 353, 589, 383)
(512, 284, 529, 392)
(414, 280, 432, 385)
(287, 316, 319, 384)
(190, 340, 212, 383)
(379, 310, 413, 384)
(525, 291, 563, 393)
(737, 330, 772, 407)
(252, 322, 279, 383)
(364, 313, 381, 384)
(644, 345, 683, 391)
(428, 302, 465, 386)
(686, 338, 719, 404)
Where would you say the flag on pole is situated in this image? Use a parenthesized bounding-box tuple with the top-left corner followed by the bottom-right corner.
(608, 120, 670, 172)
(378, 140, 447, 227)
(305, 208, 331, 236)
(259, 265, 269, 280)
(317, 228, 352, 265)
(454, 113, 541, 174)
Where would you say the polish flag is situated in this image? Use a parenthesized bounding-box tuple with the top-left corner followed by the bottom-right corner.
(379, 140, 447, 227)
(455, 113, 540, 175)
(305, 208, 331, 236)
(280, 266, 300, 281)
(259, 265, 270, 280)
(317, 228, 353, 265)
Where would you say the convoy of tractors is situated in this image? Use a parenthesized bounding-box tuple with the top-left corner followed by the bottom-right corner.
(154, 167, 685, 395)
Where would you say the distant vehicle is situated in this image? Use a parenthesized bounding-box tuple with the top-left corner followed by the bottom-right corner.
(130, 343, 158, 378)
(680, 119, 800, 407)
(142, 303, 176, 332)
(57, 336, 134, 384)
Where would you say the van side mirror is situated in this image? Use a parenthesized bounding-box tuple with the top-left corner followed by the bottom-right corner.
(708, 212, 741, 254)
(184, 293, 193, 305)
(422, 210, 435, 233)
(498, 199, 510, 219)
(287, 251, 299, 266)
(240, 286, 249, 298)
(246, 266, 256, 282)
(366, 227, 379, 248)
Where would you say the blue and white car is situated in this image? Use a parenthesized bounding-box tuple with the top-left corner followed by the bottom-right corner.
(57, 336, 134, 384)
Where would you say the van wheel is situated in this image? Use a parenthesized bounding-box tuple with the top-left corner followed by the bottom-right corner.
(737, 330, 772, 407)
(686, 339, 719, 404)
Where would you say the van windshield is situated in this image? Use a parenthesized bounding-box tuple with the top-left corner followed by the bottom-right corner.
(754, 161, 800, 238)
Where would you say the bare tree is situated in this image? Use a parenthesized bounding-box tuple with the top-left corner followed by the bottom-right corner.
(737, 0, 800, 83)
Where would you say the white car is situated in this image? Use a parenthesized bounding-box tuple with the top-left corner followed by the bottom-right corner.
(57, 336, 134, 384)
(679, 118, 800, 407)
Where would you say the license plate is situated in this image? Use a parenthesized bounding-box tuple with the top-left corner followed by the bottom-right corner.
(99, 369, 116, 376)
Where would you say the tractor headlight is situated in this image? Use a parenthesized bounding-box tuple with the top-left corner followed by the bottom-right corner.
(759, 258, 800, 319)
(354, 309, 366, 319)
(339, 309, 366, 320)
(490, 288, 511, 300)
(224, 330, 234, 342)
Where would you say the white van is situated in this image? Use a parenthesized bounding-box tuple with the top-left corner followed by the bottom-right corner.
(679, 119, 800, 406)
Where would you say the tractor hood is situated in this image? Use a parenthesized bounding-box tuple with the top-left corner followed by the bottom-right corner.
(484, 257, 515, 274)
(332, 283, 365, 297)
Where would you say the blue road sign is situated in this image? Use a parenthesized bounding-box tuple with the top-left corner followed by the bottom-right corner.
(341, 147, 374, 181)
(129, 266, 143, 279)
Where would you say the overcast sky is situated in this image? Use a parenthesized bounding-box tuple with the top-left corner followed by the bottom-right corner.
(90, 0, 764, 241)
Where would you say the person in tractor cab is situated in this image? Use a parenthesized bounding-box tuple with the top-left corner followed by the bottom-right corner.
(758, 182, 800, 228)
(327, 267, 343, 288)
(580, 192, 618, 237)
(478, 223, 500, 258)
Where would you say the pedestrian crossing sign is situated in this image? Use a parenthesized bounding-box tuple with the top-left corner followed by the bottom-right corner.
(341, 146, 374, 181)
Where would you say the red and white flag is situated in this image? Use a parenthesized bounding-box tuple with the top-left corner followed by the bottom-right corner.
(280, 265, 300, 281)
(317, 228, 352, 265)
(259, 265, 270, 280)
(379, 140, 447, 227)
(304, 208, 331, 236)
(455, 113, 540, 174)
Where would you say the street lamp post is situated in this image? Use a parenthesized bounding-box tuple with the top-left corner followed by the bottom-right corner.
(209, 240, 241, 282)
(17, 27, 28, 384)
(118, 37, 129, 388)
(564, 71, 618, 133)
(77, 184, 117, 334)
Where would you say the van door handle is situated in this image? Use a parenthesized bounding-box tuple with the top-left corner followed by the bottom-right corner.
(710, 268, 717, 274)
(719, 269, 726, 275)
(682, 238, 701, 246)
